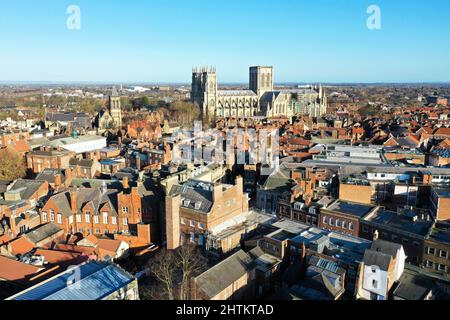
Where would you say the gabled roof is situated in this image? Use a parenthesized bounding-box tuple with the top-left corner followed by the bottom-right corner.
(363, 249, 392, 271)
(6, 179, 47, 201)
(48, 188, 118, 217)
(371, 239, 402, 257)
(194, 249, 254, 299)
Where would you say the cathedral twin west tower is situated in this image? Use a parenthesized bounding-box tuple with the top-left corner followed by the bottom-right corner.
(191, 66, 327, 119)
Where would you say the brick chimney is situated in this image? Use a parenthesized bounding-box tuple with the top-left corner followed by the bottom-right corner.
(54, 174, 62, 189)
(136, 156, 141, 171)
(65, 168, 73, 183)
(70, 191, 77, 214)
(165, 194, 181, 250)
(122, 176, 129, 190)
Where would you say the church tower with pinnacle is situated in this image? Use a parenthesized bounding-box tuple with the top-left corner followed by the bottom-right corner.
(109, 86, 122, 128)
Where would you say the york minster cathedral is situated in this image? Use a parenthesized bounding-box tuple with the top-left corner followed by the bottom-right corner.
(191, 66, 327, 119)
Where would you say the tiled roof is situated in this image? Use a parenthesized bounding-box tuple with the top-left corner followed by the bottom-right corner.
(7, 237, 35, 256)
(0, 255, 42, 282)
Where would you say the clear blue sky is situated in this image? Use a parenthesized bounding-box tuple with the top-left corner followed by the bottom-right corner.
(0, 0, 449, 83)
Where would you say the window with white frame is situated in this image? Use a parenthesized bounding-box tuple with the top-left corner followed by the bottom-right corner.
(103, 212, 108, 224)
(85, 213, 90, 223)
(122, 207, 129, 213)
(94, 215, 99, 224)
(438, 264, 447, 272)
(50, 210, 55, 222)
(349, 222, 354, 230)
(57, 213, 62, 224)
(69, 216, 73, 224)
(323, 216, 328, 225)
(425, 260, 434, 268)
(77, 214, 82, 223)
(198, 223, 204, 230)
(112, 217, 117, 225)
(440, 250, 448, 259)
(427, 247, 436, 255)
(123, 218, 128, 226)
(42, 212, 47, 222)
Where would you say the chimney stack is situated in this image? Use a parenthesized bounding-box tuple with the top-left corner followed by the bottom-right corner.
(70, 191, 77, 214)
(65, 168, 73, 183)
(122, 176, 129, 190)
(136, 156, 141, 171)
(54, 174, 62, 189)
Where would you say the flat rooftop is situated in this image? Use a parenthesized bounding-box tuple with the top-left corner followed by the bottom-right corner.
(434, 187, 450, 198)
(326, 200, 376, 218)
(428, 223, 450, 245)
(365, 209, 433, 237)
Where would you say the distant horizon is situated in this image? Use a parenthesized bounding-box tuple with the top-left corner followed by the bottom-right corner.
(1, 80, 450, 87)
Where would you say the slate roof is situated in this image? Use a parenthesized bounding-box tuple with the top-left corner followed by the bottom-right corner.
(371, 239, 402, 257)
(69, 158, 95, 167)
(25, 223, 64, 245)
(194, 250, 254, 299)
(6, 179, 47, 201)
(169, 180, 215, 213)
(259, 168, 293, 192)
(363, 249, 392, 271)
(392, 269, 435, 300)
(36, 169, 67, 184)
(46, 112, 92, 128)
(49, 188, 118, 217)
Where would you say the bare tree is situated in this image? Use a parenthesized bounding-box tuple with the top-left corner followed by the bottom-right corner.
(148, 249, 177, 300)
(145, 245, 208, 300)
(177, 245, 208, 300)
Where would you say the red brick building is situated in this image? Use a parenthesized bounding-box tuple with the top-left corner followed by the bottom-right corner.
(40, 179, 158, 242)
